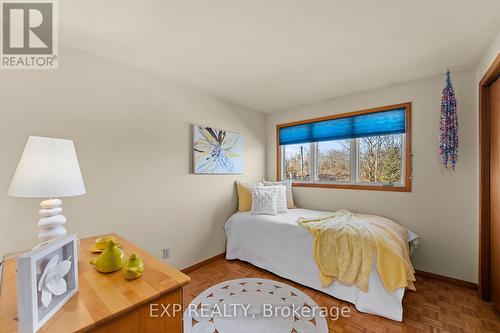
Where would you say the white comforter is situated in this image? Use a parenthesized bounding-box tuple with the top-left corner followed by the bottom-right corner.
(224, 208, 418, 321)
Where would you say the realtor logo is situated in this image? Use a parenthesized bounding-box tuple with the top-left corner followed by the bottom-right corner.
(1, 0, 58, 69)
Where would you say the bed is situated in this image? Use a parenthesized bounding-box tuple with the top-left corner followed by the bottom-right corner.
(224, 208, 419, 321)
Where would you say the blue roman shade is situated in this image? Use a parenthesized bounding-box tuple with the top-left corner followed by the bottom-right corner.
(279, 108, 407, 145)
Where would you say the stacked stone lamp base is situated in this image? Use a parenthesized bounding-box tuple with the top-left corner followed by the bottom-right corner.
(38, 199, 67, 241)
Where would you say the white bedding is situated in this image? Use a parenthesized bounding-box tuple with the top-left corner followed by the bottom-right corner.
(224, 208, 418, 321)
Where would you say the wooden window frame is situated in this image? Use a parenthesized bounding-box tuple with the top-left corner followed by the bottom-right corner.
(276, 102, 412, 192)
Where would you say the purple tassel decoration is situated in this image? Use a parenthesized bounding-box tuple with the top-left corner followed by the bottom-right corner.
(439, 70, 459, 169)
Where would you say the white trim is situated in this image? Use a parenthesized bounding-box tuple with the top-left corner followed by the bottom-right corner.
(351, 138, 358, 183)
(400, 133, 406, 185)
(280, 145, 284, 179)
(310, 142, 318, 181)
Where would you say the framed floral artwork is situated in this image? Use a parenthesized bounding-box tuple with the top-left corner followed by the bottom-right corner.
(192, 125, 243, 174)
(16, 234, 78, 333)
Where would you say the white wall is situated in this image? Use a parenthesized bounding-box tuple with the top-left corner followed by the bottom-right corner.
(476, 30, 500, 81)
(266, 67, 478, 282)
(0, 46, 266, 269)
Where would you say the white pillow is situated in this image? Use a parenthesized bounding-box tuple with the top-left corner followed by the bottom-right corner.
(263, 180, 295, 208)
(263, 185, 287, 214)
(251, 185, 287, 214)
(250, 188, 278, 216)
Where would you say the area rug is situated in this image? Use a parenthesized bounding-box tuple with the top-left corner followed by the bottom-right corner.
(184, 278, 328, 333)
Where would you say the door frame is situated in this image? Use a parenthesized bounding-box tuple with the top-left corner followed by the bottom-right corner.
(479, 52, 500, 300)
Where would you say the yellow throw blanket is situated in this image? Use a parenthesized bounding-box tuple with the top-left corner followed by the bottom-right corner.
(298, 210, 416, 293)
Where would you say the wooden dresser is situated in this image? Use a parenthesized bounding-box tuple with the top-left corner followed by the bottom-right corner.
(0, 234, 191, 333)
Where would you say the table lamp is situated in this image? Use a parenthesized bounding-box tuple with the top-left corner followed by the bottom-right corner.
(8, 136, 86, 242)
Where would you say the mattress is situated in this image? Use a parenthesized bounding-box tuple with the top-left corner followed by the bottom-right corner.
(224, 208, 418, 321)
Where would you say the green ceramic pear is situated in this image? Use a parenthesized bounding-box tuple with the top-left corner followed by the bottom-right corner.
(89, 240, 125, 273)
(122, 254, 144, 280)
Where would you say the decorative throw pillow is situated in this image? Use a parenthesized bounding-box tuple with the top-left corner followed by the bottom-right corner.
(263, 180, 296, 208)
(250, 188, 278, 216)
(260, 185, 287, 214)
(236, 181, 263, 211)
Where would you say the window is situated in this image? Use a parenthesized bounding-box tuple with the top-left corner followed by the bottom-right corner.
(277, 103, 411, 191)
(283, 143, 311, 181)
(358, 134, 403, 184)
(317, 139, 351, 182)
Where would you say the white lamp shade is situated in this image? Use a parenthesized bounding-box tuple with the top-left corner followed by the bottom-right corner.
(8, 136, 86, 198)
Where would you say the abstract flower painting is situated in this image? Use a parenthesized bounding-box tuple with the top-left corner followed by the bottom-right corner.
(193, 125, 243, 174)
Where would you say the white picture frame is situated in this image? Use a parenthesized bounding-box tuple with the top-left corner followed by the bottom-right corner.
(16, 234, 79, 333)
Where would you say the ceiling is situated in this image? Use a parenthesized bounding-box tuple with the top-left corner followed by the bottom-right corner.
(60, 0, 500, 112)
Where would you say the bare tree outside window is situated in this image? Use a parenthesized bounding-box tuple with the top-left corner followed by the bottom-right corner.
(358, 134, 403, 183)
(317, 140, 350, 182)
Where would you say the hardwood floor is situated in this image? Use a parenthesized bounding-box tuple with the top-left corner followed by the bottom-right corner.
(183, 258, 499, 332)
